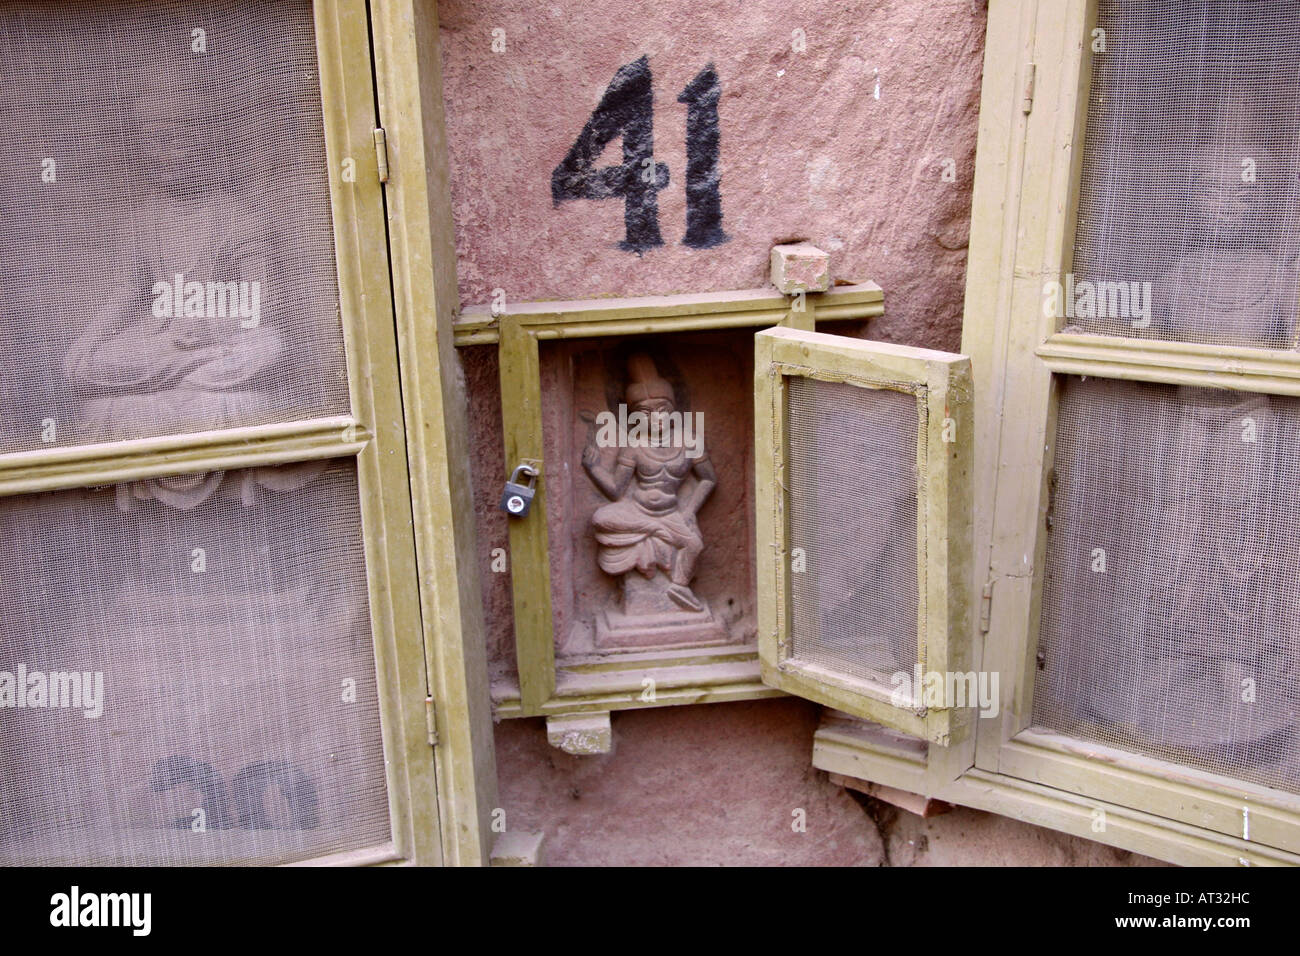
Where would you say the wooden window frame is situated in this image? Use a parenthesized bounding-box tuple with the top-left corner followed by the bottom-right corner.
(812, 0, 1300, 866)
(451, 284, 885, 720)
(0, 0, 442, 867)
(754, 327, 973, 745)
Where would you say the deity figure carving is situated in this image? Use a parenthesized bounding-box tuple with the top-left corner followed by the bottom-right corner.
(1146, 139, 1300, 348)
(63, 83, 282, 444)
(581, 353, 726, 648)
(60, 83, 310, 513)
(1079, 125, 1300, 760)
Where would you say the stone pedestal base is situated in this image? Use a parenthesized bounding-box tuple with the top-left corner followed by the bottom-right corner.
(595, 572, 728, 650)
(594, 604, 729, 650)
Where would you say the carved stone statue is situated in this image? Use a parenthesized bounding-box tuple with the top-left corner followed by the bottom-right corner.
(59, 85, 299, 514)
(1147, 141, 1299, 347)
(1081, 129, 1300, 760)
(581, 353, 726, 649)
(62, 85, 281, 444)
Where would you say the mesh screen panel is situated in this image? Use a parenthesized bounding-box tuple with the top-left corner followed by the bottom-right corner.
(0, 460, 392, 865)
(0, 0, 349, 451)
(785, 376, 920, 688)
(1035, 376, 1300, 794)
(1071, 0, 1300, 348)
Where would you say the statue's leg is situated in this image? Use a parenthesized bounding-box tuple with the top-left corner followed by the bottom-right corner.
(669, 531, 704, 586)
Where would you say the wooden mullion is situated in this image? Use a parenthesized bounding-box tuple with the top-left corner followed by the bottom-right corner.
(498, 317, 556, 715)
(452, 282, 884, 346)
(1039, 331, 1300, 395)
(0, 416, 366, 497)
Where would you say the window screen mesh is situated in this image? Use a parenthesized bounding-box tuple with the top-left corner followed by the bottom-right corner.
(785, 376, 920, 689)
(1035, 376, 1300, 794)
(0, 460, 392, 865)
(1071, 0, 1300, 348)
(0, 0, 350, 452)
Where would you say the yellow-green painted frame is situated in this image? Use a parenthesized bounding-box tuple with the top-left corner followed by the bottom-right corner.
(454, 284, 885, 719)
(369, 0, 500, 865)
(754, 327, 973, 745)
(815, 0, 1300, 866)
(0, 0, 441, 866)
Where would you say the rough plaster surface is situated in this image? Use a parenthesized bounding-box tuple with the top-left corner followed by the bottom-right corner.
(445, 0, 1161, 865)
(438, 0, 985, 351)
(494, 699, 1168, 866)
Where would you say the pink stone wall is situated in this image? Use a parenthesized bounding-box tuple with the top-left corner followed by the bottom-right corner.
(495, 700, 1169, 866)
(437, 0, 986, 350)
(441, 0, 1159, 864)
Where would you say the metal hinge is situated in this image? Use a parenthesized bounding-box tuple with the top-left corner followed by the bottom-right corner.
(373, 128, 389, 183)
(979, 580, 994, 634)
(425, 695, 438, 746)
(1022, 63, 1036, 114)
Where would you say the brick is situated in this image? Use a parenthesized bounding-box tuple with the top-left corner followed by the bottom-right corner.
(546, 711, 613, 755)
(770, 242, 832, 293)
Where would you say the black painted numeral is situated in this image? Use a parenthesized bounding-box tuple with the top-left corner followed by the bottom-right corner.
(554, 57, 730, 253)
(678, 65, 728, 249)
(152, 755, 320, 831)
(551, 55, 669, 253)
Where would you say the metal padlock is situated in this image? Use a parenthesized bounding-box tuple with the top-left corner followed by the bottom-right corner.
(499, 463, 538, 518)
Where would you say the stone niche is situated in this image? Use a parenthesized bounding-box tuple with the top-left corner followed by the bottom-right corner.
(540, 329, 757, 659)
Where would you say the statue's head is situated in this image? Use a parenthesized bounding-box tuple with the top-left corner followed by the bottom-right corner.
(626, 354, 676, 428)
(1180, 94, 1296, 244)
(130, 78, 241, 195)
(1185, 152, 1271, 240)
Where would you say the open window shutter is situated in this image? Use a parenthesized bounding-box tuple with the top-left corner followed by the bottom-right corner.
(754, 327, 973, 744)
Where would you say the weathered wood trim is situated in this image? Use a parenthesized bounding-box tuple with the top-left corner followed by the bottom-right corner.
(0, 417, 366, 497)
(497, 317, 557, 715)
(453, 282, 883, 346)
(1038, 332, 1300, 395)
(551, 643, 763, 674)
(315, 0, 444, 867)
(491, 642, 784, 717)
(493, 682, 782, 719)
(1002, 729, 1300, 853)
(971, 0, 1093, 776)
(817, 740, 1299, 866)
(962, 0, 1042, 780)
(370, 0, 499, 865)
(283, 843, 404, 867)
(814, 719, 1300, 866)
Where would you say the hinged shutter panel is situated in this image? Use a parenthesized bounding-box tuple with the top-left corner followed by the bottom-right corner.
(0, 0, 438, 866)
(754, 327, 973, 744)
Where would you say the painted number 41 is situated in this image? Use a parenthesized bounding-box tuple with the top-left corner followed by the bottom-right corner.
(551, 56, 728, 253)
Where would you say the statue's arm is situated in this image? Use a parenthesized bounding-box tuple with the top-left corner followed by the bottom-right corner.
(686, 456, 716, 516)
(608, 459, 635, 498)
(582, 447, 634, 500)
